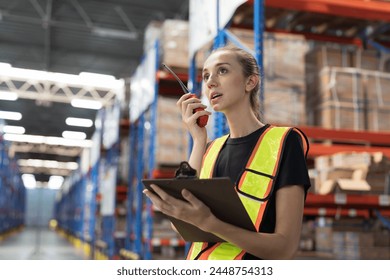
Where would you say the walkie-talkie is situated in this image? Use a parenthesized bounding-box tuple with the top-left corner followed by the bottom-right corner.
(162, 63, 209, 127)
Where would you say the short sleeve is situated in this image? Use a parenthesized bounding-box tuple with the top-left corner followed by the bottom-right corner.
(274, 130, 311, 194)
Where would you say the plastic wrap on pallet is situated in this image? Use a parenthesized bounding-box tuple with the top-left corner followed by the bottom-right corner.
(129, 47, 156, 122)
(154, 96, 189, 166)
(305, 44, 390, 131)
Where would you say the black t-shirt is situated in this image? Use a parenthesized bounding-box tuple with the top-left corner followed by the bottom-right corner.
(210, 124, 311, 259)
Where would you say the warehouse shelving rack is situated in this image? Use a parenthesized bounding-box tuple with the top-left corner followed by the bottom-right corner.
(97, 142, 120, 260)
(0, 131, 25, 239)
(123, 39, 159, 259)
(120, 0, 390, 259)
(188, 0, 390, 244)
(54, 159, 90, 254)
(53, 104, 122, 260)
(123, 114, 146, 259)
(122, 40, 200, 260)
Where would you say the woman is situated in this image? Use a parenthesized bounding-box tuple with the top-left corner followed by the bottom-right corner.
(143, 45, 311, 260)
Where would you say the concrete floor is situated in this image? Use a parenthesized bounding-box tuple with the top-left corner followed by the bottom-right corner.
(0, 227, 87, 260)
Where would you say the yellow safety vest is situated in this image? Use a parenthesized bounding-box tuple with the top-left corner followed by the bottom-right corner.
(186, 126, 308, 260)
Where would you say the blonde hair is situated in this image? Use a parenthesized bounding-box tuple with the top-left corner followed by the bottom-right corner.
(212, 45, 262, 121)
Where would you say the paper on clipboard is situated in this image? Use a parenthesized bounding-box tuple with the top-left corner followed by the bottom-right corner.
(142, 177, 256, 242)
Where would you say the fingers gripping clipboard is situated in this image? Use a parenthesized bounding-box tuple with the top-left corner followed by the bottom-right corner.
(142, 177, 257, 242)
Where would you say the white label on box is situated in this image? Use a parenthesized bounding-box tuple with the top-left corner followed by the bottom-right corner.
(318, 208, 327, 216)
(348, 209, 357, 217)
(334, 193, 347, 204)
(379, 195, 390, 206)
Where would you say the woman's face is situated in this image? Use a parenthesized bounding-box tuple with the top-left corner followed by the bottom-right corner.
(202, 50, 249, 113)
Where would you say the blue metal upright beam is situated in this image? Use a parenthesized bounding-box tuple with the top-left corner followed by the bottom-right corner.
(125, 122, 136, 251)
(213, 0, 229, 138)
(134, 113, 145, 257)
(143, 40, 161, 260)
(254, 0, 265, 115)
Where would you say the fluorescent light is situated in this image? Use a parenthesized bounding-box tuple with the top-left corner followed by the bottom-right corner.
(79, 72, 116, 81)
(91, 27, 138, 40)
(18, 159, 79, 170)
(0, 62, 12, 69)
(4, 134, 43, 143)
(0, 110, 22, 120)
(3, 125, 25, 134)
(65, 117, 93, 127)
(0, 91, 18, 101)
(62, 131, 87, 140)
(46, 136, 92, 147)
(4, 133, 93, 148)
(71, 98, 102, 110)
(48, 176, 64, 189)
(22, 174, 36, 189)
(0, 64, 124, 90)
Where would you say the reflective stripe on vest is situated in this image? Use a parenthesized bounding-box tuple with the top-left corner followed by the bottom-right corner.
(187, 126, 295, 260)
(199, 134, 229, 179)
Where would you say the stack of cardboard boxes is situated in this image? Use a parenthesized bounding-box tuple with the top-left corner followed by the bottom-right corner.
(305, 45, 390, 131)
(154, 96, 189, 167)
(229, 28, 309, 126)
(314, 217, 390, 259)
(144, 19, 207, 72)
(311, 151, 390, 195)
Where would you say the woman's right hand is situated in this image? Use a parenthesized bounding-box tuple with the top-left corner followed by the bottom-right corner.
(176, 93, 211, 143)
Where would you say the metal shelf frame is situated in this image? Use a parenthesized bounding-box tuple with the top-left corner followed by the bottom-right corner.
(0, 133, 25, 236)
(188, 0, 390, 225)
(125, 88, 167, 260)
(260, 0, 390, 22)
(121, 0, 390, 259)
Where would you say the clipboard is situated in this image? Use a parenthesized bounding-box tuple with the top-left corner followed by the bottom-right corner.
(142, 177, 256, 242)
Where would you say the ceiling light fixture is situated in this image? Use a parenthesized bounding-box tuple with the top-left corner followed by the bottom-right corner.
(21, 174, 37, 189)
(65, 117, 93, 128)
(3, 133, 93, 148)
(0, 91, 18, 101)
(48, 176, 64, 189)
(91, 27, 138, 40)
(0, 65, 124, 90)
(62, 131, 87, 140)
(3, 125, 25, 134)
(46, 136, 92, 147)
(18, 159, 79, 170)
(79, 72, 116, 81)
(0, 62, 12, 69)
(0, 110, 22, 120)
(71, 98, 103, 110)
(4, 134, 45, 144)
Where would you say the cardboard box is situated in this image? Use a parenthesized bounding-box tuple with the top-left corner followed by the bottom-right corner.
(315, 226, 334, 252)
(352, 49, 381, 71)
(315, 101, 365, 131)
(319, 68, 365, 103)
(365, 73, 390, 104)
(331, 152, 372, 169)
(367, 104, 390, 131)
(229, 28, 309, 87)
(319, 179, 371, 195)
(263, 81, 306, 125)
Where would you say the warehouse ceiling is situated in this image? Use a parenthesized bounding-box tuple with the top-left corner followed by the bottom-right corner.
(0, 0, 189, 77)
(0, 0, 189, 184)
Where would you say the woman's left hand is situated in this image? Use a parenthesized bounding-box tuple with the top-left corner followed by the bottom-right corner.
(143, 184, 214, 232)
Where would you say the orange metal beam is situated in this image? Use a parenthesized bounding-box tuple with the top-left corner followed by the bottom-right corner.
(304, 207, 370, 218)
(255, 0, 390, 22)
(298, 125, 390, 145)
(309, 143, 390, 158)
(306, 193, 390, 208)
(265, 28, 364, 47)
